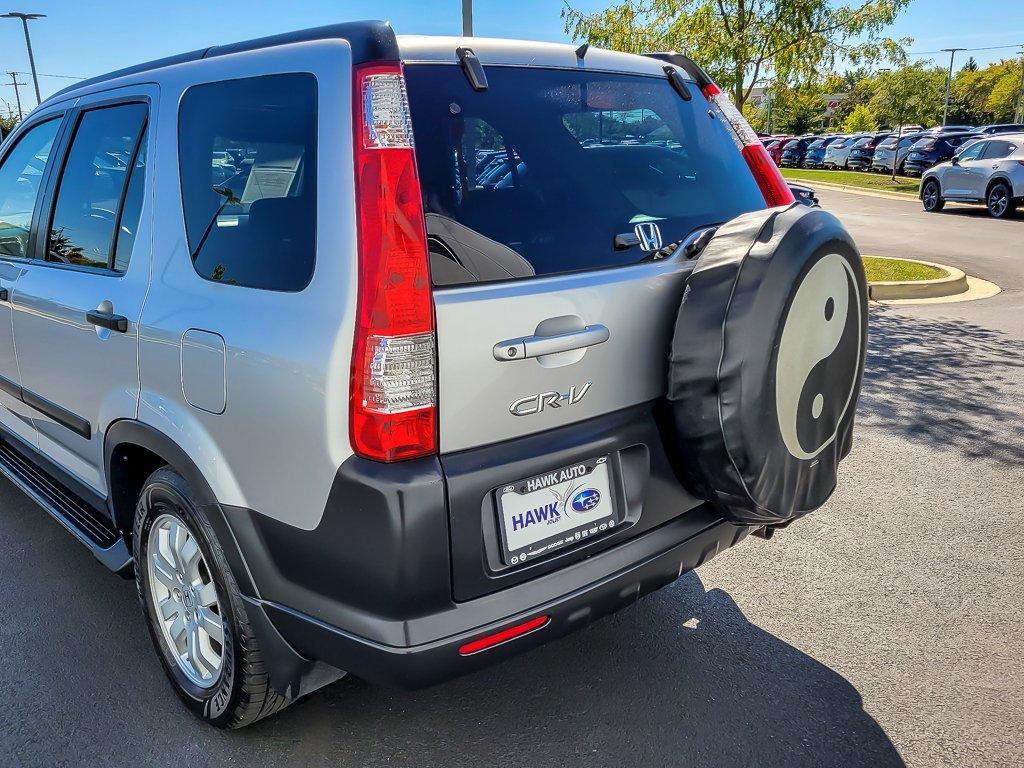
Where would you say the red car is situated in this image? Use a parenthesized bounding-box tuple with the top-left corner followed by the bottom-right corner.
(761, 135, 791, 166)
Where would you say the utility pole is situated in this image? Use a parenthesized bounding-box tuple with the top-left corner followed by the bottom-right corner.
(940, 48, 965, 127)
(1016, 48, 1024, 123)
(1, 12, 46, 105)
(5, 71, 25, 120)
(461, 0, 473, 36)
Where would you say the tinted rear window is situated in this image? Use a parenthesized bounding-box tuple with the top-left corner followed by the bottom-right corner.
(178, 73, 317, 291)
(405, 65, 764, 286)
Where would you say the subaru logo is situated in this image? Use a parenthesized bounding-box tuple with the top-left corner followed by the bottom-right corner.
(634, 221, 663, 251)
(570, 488, 602, 513)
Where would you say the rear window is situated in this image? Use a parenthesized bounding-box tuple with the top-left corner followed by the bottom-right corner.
(404, 65, 764, 286)
(178, 73, 317, 291)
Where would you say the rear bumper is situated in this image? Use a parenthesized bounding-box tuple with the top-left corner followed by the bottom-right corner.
(255, 512, 749, 688)
(217, 401, 753, 688)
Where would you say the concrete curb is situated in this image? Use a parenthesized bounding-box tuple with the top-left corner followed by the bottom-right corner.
(865, 257, 975, 302)
(786, 177, 919, 202)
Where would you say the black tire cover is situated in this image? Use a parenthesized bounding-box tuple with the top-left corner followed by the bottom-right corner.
(666, 203, 868, 526)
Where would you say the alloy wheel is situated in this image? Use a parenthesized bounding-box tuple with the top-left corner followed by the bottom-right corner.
(923, 183, 939, 210)
(988, 186, 1009, 217)
(146, 513, 225, 688)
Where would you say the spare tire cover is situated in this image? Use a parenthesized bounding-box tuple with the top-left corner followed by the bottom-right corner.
(666, 204, 868, 526)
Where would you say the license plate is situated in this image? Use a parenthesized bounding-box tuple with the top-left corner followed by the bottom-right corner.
(496, 456, 616, 566)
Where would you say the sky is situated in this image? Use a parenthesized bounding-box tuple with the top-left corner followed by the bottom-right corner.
(0, 0, 1021, 111)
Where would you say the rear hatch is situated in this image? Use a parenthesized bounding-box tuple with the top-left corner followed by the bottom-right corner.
(403, 51, 767, 596)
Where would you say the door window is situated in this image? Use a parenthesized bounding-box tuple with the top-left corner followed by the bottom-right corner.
(178, 73, 318, 291)
(0, 119, 61, 259)
(46, 103, 148, 270)
(957, 142, 985, 162)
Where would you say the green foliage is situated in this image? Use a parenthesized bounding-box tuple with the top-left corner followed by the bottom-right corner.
(562, 0, 912, 109)
(869, 64, 945, 127)
(843, 104, 879, 132)
(951, 58, 1024, 124)
(0, 113, 16, 137)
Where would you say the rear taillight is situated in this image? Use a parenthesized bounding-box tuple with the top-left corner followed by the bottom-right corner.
(350, 62, 437, 462)
(701, 84, 795, 207)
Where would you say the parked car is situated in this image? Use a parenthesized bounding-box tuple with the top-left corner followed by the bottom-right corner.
(779, 135, 820, 167)
(822, 133, 869, 169)
(788, 182, 819, 206)
(0, 24, 868, 728)
(903, 131, 977, 175)
(804, 135, 844, 168)
(763, 135, 791, 165)
(871, 131, 925, 175)
(923, 124, 974, 134)
(921, 134, 1024, 218)
(846, 132, 892, 171)
(974, 123, 1024, 135)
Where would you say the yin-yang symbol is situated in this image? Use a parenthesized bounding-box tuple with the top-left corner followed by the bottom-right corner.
(775, 253, 862, 461)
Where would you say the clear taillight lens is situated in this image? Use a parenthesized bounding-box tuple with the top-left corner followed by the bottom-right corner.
(350, 62, 437, 462)
(701, 83, 795, 208)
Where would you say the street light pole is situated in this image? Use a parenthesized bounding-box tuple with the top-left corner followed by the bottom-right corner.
(1, 12, 46, 105)
(940, 48, 965, 127)
(461, 0, 473, 36)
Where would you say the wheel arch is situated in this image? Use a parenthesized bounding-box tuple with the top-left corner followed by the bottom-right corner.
(103, 419, 258, 597)
(985, 175, 1013, 199)
(920, 174, 941, 199)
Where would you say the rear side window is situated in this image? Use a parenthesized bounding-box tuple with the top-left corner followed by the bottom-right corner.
(46, 103, 147, 270)
(982, 140, 1016, 160)
(405, 65, 764, 286)
(178, 73, 317, 291)
(0, 118, 60, 259)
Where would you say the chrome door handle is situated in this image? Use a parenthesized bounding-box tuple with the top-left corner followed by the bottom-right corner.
(493, 324, 610, 361)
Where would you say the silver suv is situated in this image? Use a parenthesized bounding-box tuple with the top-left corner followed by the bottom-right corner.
(920, 134, 1024, 218)
(0, 22, 867, 727)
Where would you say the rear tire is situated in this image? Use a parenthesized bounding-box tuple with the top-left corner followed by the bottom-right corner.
(922, 179, 944, 212)
(986, 181, 1016, 219)
(133, 467, 292, 728)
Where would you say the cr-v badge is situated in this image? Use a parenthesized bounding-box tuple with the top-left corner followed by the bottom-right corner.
(510, 382, 593, 416)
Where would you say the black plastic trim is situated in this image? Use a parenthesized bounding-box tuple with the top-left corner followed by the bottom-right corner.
(259, 513, 750, 689)
(0, 372, 91, 438)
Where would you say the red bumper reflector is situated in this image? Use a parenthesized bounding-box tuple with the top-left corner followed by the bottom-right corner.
(458, 615, 550, 656)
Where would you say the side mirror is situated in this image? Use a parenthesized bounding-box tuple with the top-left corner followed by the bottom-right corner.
(951, 156, 960, 166)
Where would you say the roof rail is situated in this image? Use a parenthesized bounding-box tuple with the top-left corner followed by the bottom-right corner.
(641, 51, 713, 90)
(47, 20, 398, 103)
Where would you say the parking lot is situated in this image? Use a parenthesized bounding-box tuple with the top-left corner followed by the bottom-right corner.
(0, 188, 1021, 767)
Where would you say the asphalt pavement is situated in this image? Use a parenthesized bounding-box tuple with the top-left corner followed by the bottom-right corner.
(0, 188, 1020, 767)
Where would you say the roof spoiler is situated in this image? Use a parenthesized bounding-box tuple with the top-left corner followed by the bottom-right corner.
(641, 52, 714, 91)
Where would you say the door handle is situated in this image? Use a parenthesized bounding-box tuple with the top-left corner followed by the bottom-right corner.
(493, 324, 610, 361)
(0, 288, 8, 302)
(86, 310, 128, 333)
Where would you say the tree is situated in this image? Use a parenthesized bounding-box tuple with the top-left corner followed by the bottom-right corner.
(869, 64, 945, 127)
(562, 0, 911, 109)
(843, 104, 878, 132)
(961, 56, 978, 73)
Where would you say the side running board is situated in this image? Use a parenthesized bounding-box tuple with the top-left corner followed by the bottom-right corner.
(0, 436, 131, 573)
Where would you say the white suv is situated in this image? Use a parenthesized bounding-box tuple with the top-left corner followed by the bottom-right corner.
(0, 21, 867, 727)
(921, 134, 1024, 218)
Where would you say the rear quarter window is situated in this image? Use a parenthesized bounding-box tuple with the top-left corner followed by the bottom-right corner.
(405, 65, 764, 286)
(178, 73, 317, 291)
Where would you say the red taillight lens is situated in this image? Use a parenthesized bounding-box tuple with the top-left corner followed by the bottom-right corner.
(701, 83, 795, 208)
(350, 62, 437, 462)
(458, 615, 550, 656)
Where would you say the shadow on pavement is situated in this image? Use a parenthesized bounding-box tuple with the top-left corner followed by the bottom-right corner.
(859, 307, 1024, 465)
(253, 572, 904, 768)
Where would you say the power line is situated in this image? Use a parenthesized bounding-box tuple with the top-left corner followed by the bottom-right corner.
(909, 42, 1024, 56)
(11, 70, 82, 80)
